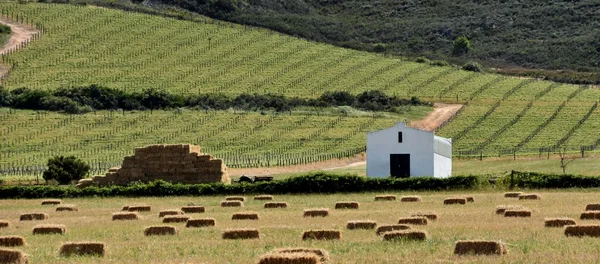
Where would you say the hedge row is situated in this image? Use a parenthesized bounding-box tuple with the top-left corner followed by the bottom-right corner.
(0, 173, 479, 199)
(503, 171, 600, 189)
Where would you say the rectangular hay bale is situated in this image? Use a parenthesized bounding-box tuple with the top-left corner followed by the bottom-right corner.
(162, 215, 190, 223)
(232, 212, 259, 220)
(585, 204, 600, 211)
(504, 210, 532, 217)
(0, 236, 25, 247)
(519, 193, 542, 200)
(257, 253, 320, 264)
(112, 212, 140, 221)
(186, 218, 216, 228)
(444, 198, 466, 205)
(19, 213, 48, 221)
(225, 196, 246, 202)
(374, 195, 396, 201)
(0, 220, 9, 229)
(59, 242, 105, 257)
(383, 230, 428, 241)
(302, 230, 341, 240)
(347, 220, 377, 230)
(0, 248, 28, 264)
(222, 229, 260, 239)
(32, 224, 66, 235)
(303, 209, 329, 217)
(454, 240, 507, 255)
(254, 195, 274, 201)
(400, 196, 422, 202)
(41, 199, 61, 205)
(410, 212, 438, 220)
(181, 206, 205, 213)
(376, 224, 411, 235)
(545, 218, 576, 227)
(580, 211, 600, 220)
(144, 225, 178, 236)
(221, 201, 243, 207)
(127, 205, 151, 212)
(335, 201, 359, 210)
(398, 217, 428, 225)
(504, 192, 523, 198)
(564, 225, 600, 237)
(56, 205, 78, 212)
(264, 202, 288, 209)
(495, 205, 524, 215)
(158, 210, 184, 217)
(272, 248, 329, 263)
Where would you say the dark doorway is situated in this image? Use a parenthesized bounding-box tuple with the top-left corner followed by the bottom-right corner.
(390, 154, 410, 178)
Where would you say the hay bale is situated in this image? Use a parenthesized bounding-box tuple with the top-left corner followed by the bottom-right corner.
(0, 220, 9, 229)
(144, 225, 178, 236)
(0, 248, 28, 264)
(181, 206, 205, 213)
(504, 192, 523, 198)
(465, 196, 474, 203)
(519, 193, 542, 200)
(127, 205, 151, 212)
(585, 204, 600, 211)
(580, 211, 600, 220)
(186, 218, 216, 228)
(334, 201, 359, 210)
(225, 196, 246, 202)
(410, 212, 438, 221)
(19, 213, 48, 221)
(271, 248, 329, 263)
(504, 210, 532, 217)
(0, 236, 25, 247)
(303, 209, 329, 217)
(398, 217, 428, 225)
(302, 230, 341, 240)
(376, 224, 411, 235)
(400, 196, 422, 202)
(264, 202, 288, 209)
(222, 229, 260, 239)
(163, 215, 190, 223)
(232, 212, 259, 220)
(41, 199, 61, 205)
(59, 242, 105, 257)
(346, 220, 377, 230)
(254, 195, 274, 201)
(32, 224, 66, 235)
(158, 210, 184, 217)
(564, 225, 600, 237)
(382, 230, 428, 241)
(374, 195, 396, 201)
(112, 212, 140, 221)
(545, 218, 576, 227)
(444, 198, 466, 205)
(453, 240, 508, 255)
(257, 252, 320, 264)
(56, 205, 78, 212)
(221, 201, 243, 207)
(495, 205, 524, 215)
(121, 205, 129, 211)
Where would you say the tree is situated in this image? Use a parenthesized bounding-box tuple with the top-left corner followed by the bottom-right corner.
(557, 148, 578, 174)
(43, 156, 90, 184)
(452, 35, 471, 56)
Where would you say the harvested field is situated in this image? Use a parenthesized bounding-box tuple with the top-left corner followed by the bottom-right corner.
(519, 194, 542, 200)
(254, 195, 274, 201)
(231, 212, 259, 220)
(158, 210, 184, 217)
(346, 220, 377, 230)
(580, 211, 600, 220)
(59, 242, 105, 257)
(56, 204, 78, 212)
(444, 198, 466, 205)
(162, 215, 190, 223)
(41, 199, 61, 205)
(504, 210, 532, 217)
(400, 196, 422, 202)
(144, 226, 178, 236)
(544, 218, 576, 227)
(376, 224, 411, 235)
(32, 224, 66, 235)
(454, 240, 508, 255)
(504, 192, 523, 198)
(0, 248, 28, 264)
(302, 230, 341, 240)
(382, 230, 428, 241)
(19, 213, 48, 221)
(221, 201, 243, 207)
(181, 206, 205, 213)
(112, 212, 140, 221)
(374, 195, 396, 201)
(264, 202, 288, 209)
(222, 229, 260, 239)
(398, 217, 428, 225)
(186, 218, 216, 228)
(0, 236, 25, 247)
(334, 201, 359, 210)
(303, 209, 329, 217)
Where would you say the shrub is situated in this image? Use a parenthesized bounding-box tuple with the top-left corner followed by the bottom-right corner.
(42, 156, 90, 185)
(463, 61, 484, 72)
(452, 35, 471, 56)
(415, 56, 430, 64)
(0, 24, 11, 34)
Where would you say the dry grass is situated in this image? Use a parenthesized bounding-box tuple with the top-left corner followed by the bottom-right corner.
(32, 224, 66, 235)
(144, 225, 178, 236)
(400, 196, 422, 202)
(221, 201, 243, 207)
(580, 211, 600, 220)
(56, 204, 78, 212)
(0, 236, 25, 247)
(302, 230, 341, 240)
(376, 224, 411, 235)
(186, 218, 216, 228)
(59, 242, 105, 257)
(564, 225, 600, 237)
(0, 248, 28, 264)
(222, 229, 260, 239)
(504, 192, 524, 198)
(112, 212, 140, 221)
(41, 199, 61, 205)
(127, 205, 151, 212)
(334, 201, 359, 210)
(453, 240, 508, 255)
(504, 210, 532, 217)
(181, 206, 205, 213)
(19, 213, 48, 221)
(0, 220, 8, 229)
(382, 230, 428, 241)
(585, 203, 600, 211)
(374, 195, 396, 201)
(303, 209, 329, 217)
(254, 195, 274, 201)
(225, 196, 246, 202)
(264, 202, 288, 209)
(410, 212, 438, 220)
(271, 248, 329, 263)
(232, 212, 259, 220)
(544, 218, 576, 227)
(346, 220, 377, 230)
(444, 198, 466, 205)
(495, 205, 525, 215)
(162, 215, 190, 223)
(158, 209, 184, 217)
(398, 217, 428, 225)
(519, 193, 542, 200)
(257, 252, 320, 264)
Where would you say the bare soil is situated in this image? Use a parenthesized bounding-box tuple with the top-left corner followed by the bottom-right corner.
(408, 103, 462, 131)
(0, 18, 38, 55)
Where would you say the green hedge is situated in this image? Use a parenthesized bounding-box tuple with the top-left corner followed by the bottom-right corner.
(502, 171, 600, 189)
(0, 172, 480, 199)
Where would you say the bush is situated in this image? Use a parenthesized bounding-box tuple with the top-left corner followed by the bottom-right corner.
(500, 171, 600, 189)
(39, 96, 84, 114)
(0, 86, 11, 107)
(463, 61, 484, 72)
(415, 56, 431, 64)
(42, 156, 90, 185)
(0, 24, 11, 34)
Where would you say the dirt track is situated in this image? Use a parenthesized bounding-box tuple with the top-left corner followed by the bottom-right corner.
(409, 103, 462, 131)
(0, 18, 38, 55)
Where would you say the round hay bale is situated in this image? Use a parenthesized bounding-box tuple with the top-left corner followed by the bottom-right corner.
(56, 205, 78, 212)
(59, 242, 105, 257)
(186, 218, 216, 228)
(41, 199, 61, 205)
(222, 229, 260, 240)
(112, 212, 140, 221)
(400, 196, 422, 202)
(257, 252, 319, 264)
(232, 212, 259, 220)
(32, 224, 66, 235)
(0, 236, 25, 247)
(225, 196, 246, 202)
(374, 195, 396, 201)
(271, 248, 329, 263)
(303, 209, 329, 217)
(519, 193, 542, 200)
(410, 212, 438, 220)
(127, 205, 151, 212)
(0, 220, 9, 229)
(444, 198, 466, 205)
(565, 225, 600, 237)
(376, 224, 411, 235)
(398, 217, 428, 225)
(221, 201, 243, 207)
(504, 210, 532, 217)
(181, 206, 205, 213)
(383, 230, 428, 241)
(495, 205, 524, 215)
(545, 218, 576, 227)
(19, 213, 48, 221)
(264, 202, 288, 209)
(158, 210, 184, 218)
(302, 230, 341, 240)
(335, 201, 359, 210)
(163, 215, 190, 223)
(144, 225, 178, 236)
(585, 204, 600, 211)
(580, 211, 600, 220)
(453, 240, 508, 255)
(254, 195, 274, 201)
(347, 220, 377, 230)
(0, 248, 28, 264)
(504, 192, 523, 198)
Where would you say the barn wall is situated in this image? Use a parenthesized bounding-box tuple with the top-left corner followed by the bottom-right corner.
(433, 153, 452, 178)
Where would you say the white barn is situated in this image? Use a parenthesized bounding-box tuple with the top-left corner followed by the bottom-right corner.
(366, 122, 452, 178)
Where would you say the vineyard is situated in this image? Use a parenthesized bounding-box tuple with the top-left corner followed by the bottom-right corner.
(0, 3, 599, 178)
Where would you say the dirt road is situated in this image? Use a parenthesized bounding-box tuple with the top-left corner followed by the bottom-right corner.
(0, 18, 38, 55)
(409, 103, 462, 131)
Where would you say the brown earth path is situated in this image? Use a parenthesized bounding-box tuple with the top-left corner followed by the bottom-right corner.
(0, 17, 39, 79)
(408, 102, 463, 131)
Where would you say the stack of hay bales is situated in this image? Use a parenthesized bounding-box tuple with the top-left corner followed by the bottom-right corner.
(77, 144, 230, 187)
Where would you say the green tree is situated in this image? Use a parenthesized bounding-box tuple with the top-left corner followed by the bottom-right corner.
(43, 156, 90, 184)
(452, 35, 471, 56)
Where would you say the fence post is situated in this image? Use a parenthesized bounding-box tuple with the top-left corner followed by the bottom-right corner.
(479, 151, 483, 161)
(513, 149, 516, 161)
(581, 147, 585, 158)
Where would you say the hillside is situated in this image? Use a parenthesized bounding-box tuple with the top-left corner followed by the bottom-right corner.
(0, 3, 599, 176)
